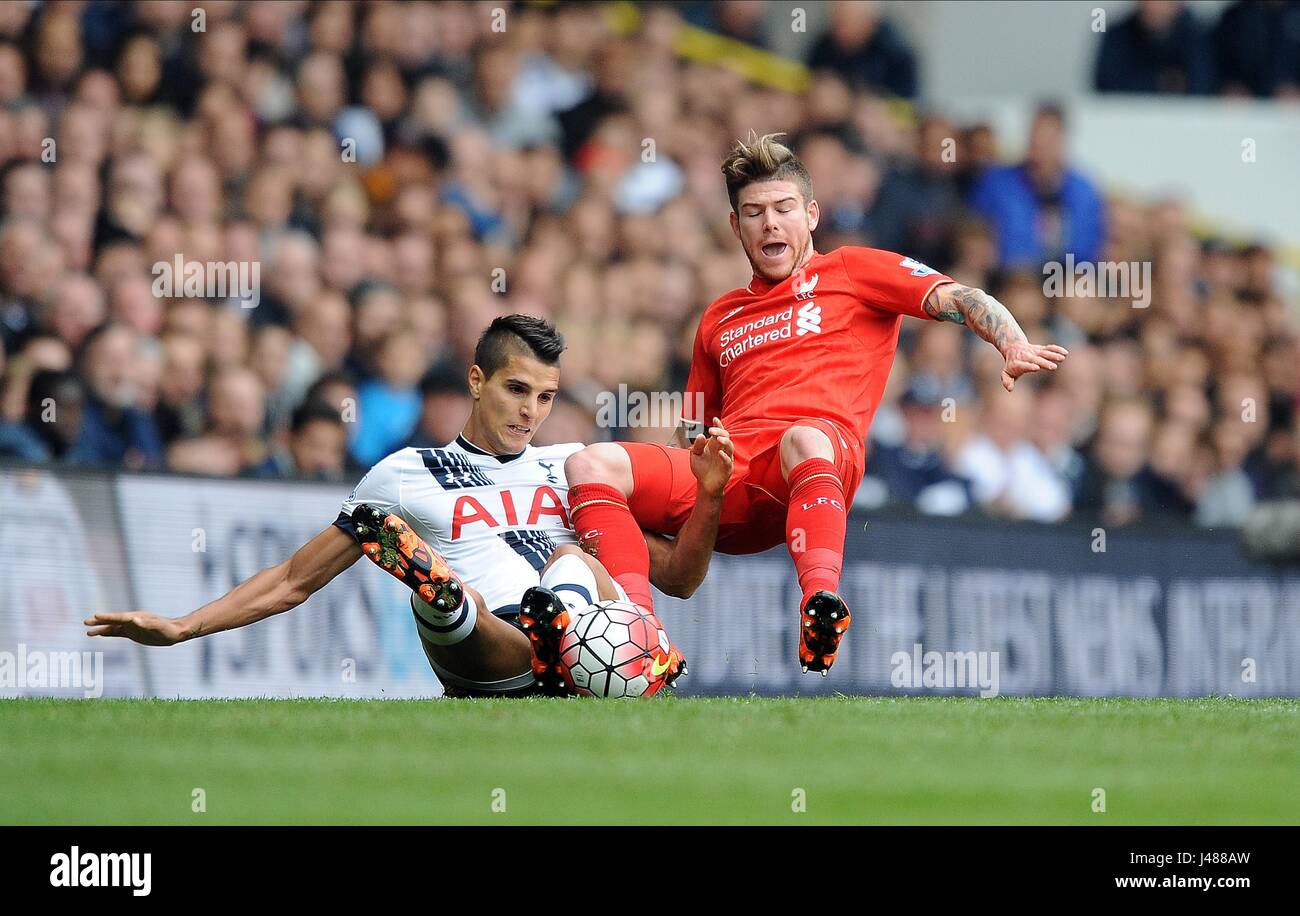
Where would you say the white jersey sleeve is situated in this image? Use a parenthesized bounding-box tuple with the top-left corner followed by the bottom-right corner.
(333, 451, 407, 538)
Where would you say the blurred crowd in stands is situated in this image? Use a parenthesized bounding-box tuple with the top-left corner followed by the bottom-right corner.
(0, 0, 1296, 531)
(1093, 0, 1300, 97)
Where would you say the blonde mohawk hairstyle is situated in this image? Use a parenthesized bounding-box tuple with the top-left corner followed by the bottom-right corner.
(721, 131, 813, 213)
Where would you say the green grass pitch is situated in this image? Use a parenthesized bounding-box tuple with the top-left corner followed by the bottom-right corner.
(3, 696, 1298, 825)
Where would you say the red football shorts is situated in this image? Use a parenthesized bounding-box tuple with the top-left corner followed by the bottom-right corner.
(620, 418, 864, 555)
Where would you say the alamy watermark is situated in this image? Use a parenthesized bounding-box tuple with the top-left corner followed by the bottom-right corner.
(49, 847, 150, 896)
(0, 643, 104, 698)
(151, 255, 261, 308)
(594, 384, 705, 430)
(1043, 254, 1151, 308)
(890, 642, 1000, 697)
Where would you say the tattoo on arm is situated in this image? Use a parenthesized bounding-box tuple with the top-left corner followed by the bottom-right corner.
(924, 283, 1028, 354)
(922, 289, 965, 324)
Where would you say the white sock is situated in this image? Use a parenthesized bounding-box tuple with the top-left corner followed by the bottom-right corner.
(410, 591, 477, 646)
(541, 553, 602, 615)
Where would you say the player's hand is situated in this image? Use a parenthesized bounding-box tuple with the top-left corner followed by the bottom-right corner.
(690, 417, 733, 498)
(84, 612, 188, 646)
(1000, 342, 1068, 391)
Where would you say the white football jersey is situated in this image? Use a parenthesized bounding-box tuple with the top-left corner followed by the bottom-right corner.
(335, 435, 585, 617)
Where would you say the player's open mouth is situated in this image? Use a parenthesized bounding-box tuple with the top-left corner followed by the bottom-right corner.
(507, 424, 530, 436)
(761, 242, 788, 258)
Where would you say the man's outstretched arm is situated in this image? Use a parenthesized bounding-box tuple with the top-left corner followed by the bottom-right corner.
(85, 525, 363, 645)
(923, 282, 1068, 391)
(646, 419, 733, 599)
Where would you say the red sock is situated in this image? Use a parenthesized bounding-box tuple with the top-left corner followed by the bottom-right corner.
(785, 458, 847, 604)
(568, 482, 654, 611)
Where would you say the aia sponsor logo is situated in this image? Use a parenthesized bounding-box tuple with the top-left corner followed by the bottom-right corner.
(450, 486, 569, 539)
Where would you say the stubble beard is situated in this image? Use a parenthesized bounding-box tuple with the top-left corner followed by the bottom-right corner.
(748, 231, 815, 283)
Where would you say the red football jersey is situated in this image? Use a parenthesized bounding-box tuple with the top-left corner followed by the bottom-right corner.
(684, 246, 953, 451)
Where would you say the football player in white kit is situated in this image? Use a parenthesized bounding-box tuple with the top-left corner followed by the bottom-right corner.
(86, 316, 732, 698)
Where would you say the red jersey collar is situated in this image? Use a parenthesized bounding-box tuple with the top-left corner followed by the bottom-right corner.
(746, 249, 820, 295)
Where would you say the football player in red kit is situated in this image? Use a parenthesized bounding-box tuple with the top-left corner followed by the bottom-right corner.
(565, 132, 1068, 674)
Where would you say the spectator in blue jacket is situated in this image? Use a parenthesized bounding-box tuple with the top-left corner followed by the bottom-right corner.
(968, 104, 1105, 269)
(74, 323, 164, 469)
(0, 369, 86, 462)
(351, 331, 425, 467)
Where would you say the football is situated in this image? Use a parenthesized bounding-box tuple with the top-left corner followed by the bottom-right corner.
(559, 600, 673, 698)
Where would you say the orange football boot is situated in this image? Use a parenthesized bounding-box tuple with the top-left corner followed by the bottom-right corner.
(799, 590, 852, 675)
(350, 504, 464, 612)
(518, 585, 574, 697)
(644, 638, 689, 695)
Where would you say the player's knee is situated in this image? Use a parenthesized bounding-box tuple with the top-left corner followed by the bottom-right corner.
(781, 424, 835, 468)
(565, 443, 630, 491)
(464, 585, 487, 615)
(542, 543, 592, 574)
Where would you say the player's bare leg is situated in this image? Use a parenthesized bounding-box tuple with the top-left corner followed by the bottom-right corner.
(350, 504, 532, 685)
(424, 584, 534, 685)
(520, 545, 687, 695)
(780, 423, 853, 674)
